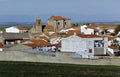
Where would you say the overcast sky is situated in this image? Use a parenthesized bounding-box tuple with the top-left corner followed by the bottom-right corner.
(0, 0, 120, 22)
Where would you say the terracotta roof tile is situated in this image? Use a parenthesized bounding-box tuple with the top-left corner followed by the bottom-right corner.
(51, 44, 61, 47)
(44, 32, 59, 38)
(87, 24, 97, 30)
(108, 46, 117, 49)
(98, 25, 117, 30)
(77, 34, 101, 38)
(67, 30, 81, 35)
(59, 33, 101, 38)
(108, 36, 117, 41)
(50, 32, 60, 37)
(44, 25, 53, 30)
(44, 33, 51, 37)
(24, 43, 36, 48)
(17, 26, 26, 30)
(50, 16, 70, 20)
(24, 39, 51, 47)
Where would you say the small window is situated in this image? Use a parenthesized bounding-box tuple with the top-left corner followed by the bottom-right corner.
(89, 49, 92, 53)
(57, 22, 60, 25)
(64, 22, 66, 25)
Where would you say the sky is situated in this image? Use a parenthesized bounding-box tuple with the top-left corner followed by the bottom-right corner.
(0, 0, 120, 23)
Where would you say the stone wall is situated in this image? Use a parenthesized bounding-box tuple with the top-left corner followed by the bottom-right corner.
(0, 51, 120, 66)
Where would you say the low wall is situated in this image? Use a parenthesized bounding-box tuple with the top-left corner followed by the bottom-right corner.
(0, 51, 120, 65)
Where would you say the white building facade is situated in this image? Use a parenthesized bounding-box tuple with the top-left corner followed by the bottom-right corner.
(5, 27, 19, 33)
(5, 26, 27, 33)
(81, 25, 94, 34)
(61, 35, 108, 58)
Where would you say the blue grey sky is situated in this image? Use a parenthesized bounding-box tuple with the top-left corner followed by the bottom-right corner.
(0, 0, 120, 22)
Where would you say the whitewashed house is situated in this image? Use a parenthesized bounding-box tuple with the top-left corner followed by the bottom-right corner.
(61, 34, 108, 58)
(59, 28, 76, 34)
(108, 29, 115, 33)
(80, 25, 94, 34)
(5, 26, 27, 33)
(107, 36, 120, 55)
(108, 46, 118, 55)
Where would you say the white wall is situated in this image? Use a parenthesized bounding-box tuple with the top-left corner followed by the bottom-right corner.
(86, 38, 94, 56)
(0, 48, 3, 51)
(61, 35, 108, 57)
(81, 25, 94, 34)
(61, 35, 87, 52)
(108, 29, 114, 33)
(108, 48, 114, 54)
(0, 51, 120, 65)
(5, 27, 20, 33)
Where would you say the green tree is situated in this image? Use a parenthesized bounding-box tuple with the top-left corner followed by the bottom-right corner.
(110, 33, 116, 36)
(111, 39, 120, 56)
(101, 29, 109, 35)
(111, 39, 120, 50)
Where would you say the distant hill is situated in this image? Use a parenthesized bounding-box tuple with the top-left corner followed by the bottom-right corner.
(0, 22, 47, 27)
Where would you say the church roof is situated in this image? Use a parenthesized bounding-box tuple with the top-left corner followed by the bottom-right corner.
(49, 16, 70, 20)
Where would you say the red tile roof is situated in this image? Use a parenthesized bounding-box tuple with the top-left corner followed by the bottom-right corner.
(44, 32, 60, 37)
(17, 26, 26, 30)
(60, 33, 102, 38)
(50, 32, 60, 37)
(50, 16, 70, 20)
(51, 44, 61, 47)
(77, 34, 101, 38)
(87, 24, 97, 30)
(44, 25, 53, 30)
(98, 25, 117, 30)
(67, 30, 81, 35)
(44, 33, 51, 37)
(24, 43, 36, 48)
(108, 36, 117, 41)
(24, 39, 51, 47)
(108, 46, 117, 49)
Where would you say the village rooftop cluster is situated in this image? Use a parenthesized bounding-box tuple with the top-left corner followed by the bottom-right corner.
(0, 15, 119, 59)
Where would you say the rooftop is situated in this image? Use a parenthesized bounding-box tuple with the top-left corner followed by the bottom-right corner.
(49, 16, 70, 20)
(24, 39, 51, 47)
(3, 33, 30, 39)
(77, 34, 101, 38)
(44, 25, 53, 30)
(17, 26, 26, 30)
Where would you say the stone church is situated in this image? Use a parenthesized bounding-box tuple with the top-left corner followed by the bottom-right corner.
(30, 18, 42, 33)
(48, 16, 71, 31)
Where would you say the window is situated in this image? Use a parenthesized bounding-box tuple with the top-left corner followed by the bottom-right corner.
(57, 22, 60, 25)
(94, 40, 104, 47)
(89, 49, 92, 53)
(64, 22, 66, 25)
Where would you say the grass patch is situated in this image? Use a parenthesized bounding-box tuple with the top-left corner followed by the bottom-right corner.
(0, 61, 119, 77)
